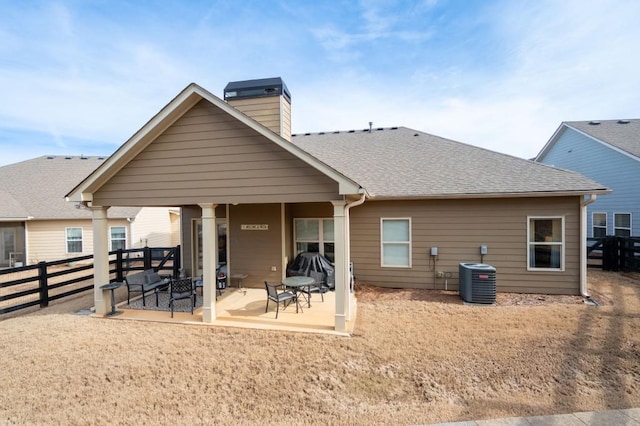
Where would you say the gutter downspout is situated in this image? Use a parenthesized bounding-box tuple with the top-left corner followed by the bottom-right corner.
(580, 194, 597, 300)
(344, 193, 366, 321)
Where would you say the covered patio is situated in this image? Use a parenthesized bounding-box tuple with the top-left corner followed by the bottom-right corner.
(101, 286, 355, 336)
(66, 81, 365, 334)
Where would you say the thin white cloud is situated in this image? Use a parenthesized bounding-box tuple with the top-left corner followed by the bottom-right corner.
(0, 0, 638, 168)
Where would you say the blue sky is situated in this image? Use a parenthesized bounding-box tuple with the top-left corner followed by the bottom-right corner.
(1, 0, 638, 166)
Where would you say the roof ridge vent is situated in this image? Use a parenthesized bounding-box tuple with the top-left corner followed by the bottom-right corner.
(588, 120, 601, 125)
(617, 119, 630, 124)
(348, 130, 355, 133)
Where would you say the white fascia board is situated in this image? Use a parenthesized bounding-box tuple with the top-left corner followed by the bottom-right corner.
(368, 189, 612, 201)
(534, 123, 566, 162)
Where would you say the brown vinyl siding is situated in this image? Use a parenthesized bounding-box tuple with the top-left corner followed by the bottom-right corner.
(280, 96, 292, 141)
(349, 197, 581, 295)
(227, 96, 287, 138)
(93, 99, 338, 206)
(228, 203, 282, 288)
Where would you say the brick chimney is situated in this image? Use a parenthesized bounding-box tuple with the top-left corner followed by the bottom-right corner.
(224, 77, 292, 141)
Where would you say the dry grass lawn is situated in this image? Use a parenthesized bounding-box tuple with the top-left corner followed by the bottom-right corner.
(1, 270, 639, 425)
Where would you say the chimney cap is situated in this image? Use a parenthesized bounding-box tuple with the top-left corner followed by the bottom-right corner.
(224, 77, 291, 102)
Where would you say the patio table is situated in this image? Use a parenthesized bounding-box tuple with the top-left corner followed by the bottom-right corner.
(100, 282, 123, 316)
(282, 276, 314, 308)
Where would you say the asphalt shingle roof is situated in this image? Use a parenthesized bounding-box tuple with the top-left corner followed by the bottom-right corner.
(291, 127, 608, 198)
(565, 119, 640, 159)
(0, 156, 141, 220)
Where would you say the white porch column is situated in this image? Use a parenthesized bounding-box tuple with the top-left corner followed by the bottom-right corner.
(332, 200, 348, 332)
(199, 203, 218, 323)
(90, 205, 110, 315)
(344, 207, 352, 321)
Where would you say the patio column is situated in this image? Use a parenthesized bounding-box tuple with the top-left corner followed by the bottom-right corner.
(90, 205, 110, 315)
(199, 203, 218, 323)
(332, 200, 348, 332)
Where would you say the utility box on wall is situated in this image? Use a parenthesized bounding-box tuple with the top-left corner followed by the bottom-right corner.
(458, 263, 496, 304)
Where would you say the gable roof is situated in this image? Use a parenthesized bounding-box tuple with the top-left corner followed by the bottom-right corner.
(0, 156, 141, 220)
(66, 82, 608, 204)
(66, 83, 361, 203)
(537, 119, 640, 162)
(291, 127, 609, 199)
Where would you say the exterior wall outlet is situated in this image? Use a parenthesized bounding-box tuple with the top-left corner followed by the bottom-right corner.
(436, 271, 445, 278)
(271, 266, 277, 272)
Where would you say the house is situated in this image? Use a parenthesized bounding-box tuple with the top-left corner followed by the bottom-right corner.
(535, 119, 639, 237)
(0, 156, 179, 267)
(66, 77, 609, 332)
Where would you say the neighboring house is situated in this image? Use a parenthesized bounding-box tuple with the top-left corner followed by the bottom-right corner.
(0, 156, 178, 267)
(67, 77, 608, 330)
(535, 119, 639, 238)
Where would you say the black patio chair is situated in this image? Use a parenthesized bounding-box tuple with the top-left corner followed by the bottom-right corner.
(192, 275, 221, 299)
(169, 277, 196, 318)
(264, 281, 299, 319)
(307, 270, 329, 303)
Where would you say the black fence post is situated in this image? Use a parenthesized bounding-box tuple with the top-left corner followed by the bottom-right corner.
(38, 261, 49, 308)
(116, 249, 124, 282)
(143, 246, 152, 271)
(603, 236, 616, 271)
(173, 245, 181, 278)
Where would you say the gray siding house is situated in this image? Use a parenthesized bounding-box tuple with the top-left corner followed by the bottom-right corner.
(536, 120, 640, 237)
(67, 78, 608, 332)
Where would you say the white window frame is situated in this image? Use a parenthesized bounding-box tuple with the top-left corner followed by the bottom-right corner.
(109, 226, 127, 251)
(614, 213, 632, 237)
(65, 227, 83, 254)
(527, 216, 565, 271)
(380, 217, 412, 268)
(592, 212, 607, 238)
(293, 218, 334, 260)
